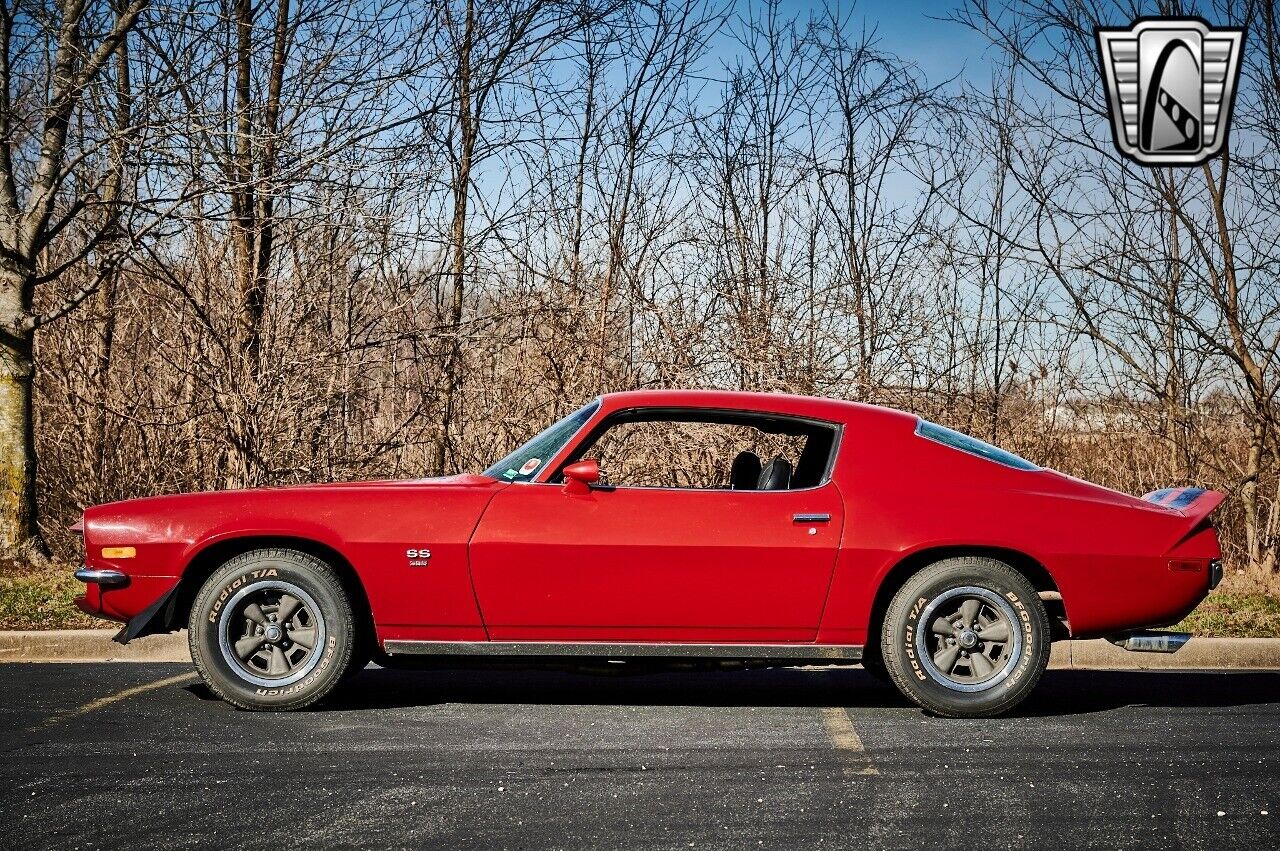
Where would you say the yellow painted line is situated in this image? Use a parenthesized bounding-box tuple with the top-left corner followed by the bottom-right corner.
(26, 672, 197, 733)
(821, 707, 879, 776)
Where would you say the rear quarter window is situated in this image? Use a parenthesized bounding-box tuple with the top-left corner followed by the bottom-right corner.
(915, 419, 1039, 471)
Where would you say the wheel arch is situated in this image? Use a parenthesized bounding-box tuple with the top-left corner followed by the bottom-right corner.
(866, 546, 1069, 653)
(142, 535, 374, 646)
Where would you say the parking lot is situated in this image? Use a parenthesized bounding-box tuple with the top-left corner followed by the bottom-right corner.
(2, 663, 1278, 849)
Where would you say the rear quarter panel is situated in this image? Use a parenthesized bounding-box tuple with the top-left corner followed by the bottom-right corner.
(818, 412, 1215, 643)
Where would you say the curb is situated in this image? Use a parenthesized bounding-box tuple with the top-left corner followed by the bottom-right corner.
(1, 631, 1279, 669)
(0, 630, 189, 663)
(1050, 636, 1280, 671)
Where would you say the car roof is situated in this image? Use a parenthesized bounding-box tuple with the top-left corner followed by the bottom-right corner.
(595, 389, 915, 427)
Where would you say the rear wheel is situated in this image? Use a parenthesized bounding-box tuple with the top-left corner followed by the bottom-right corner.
(190, 548, 355, 710)
(880, 557, 1050, 718)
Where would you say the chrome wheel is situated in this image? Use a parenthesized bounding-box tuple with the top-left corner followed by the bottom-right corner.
(914, 585, 1023, 693)
(217, 580, 327, 688)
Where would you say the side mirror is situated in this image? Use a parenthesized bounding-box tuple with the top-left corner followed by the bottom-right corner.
(562, 459, 601, 495)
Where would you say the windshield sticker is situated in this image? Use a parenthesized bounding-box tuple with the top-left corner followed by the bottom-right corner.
(502, 469, 519, 479)
(519, 458, 541, 476)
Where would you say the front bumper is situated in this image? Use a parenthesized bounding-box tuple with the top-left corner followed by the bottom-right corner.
(74, 567, 130, 622)
(74, 566, 180, 629)
(1209, 558, 1223, 590)
(74, 567, 129, 587)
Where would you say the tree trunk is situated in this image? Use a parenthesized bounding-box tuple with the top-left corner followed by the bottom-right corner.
(253, 0, 291, 318)
(85, 13, 134, 501)
(0, 264, 43, 559)
(434, 0, 475, 475)
(1243, 416, 1266, 577)
(85, 269, 118, 501)
(232, 0, 262, 374)
(1160, 170, 1187, 481)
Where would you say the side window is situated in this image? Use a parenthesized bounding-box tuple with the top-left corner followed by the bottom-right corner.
(576, 413, 837, 491)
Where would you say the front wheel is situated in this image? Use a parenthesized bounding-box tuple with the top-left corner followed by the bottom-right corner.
(880, 557, 1050, 718)
(189, 548, 355, 710)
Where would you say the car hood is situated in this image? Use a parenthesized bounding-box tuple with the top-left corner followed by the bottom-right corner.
(79, 473, 507, 583)
(87, 473, 499, 513)
(261, 473, 497, 492)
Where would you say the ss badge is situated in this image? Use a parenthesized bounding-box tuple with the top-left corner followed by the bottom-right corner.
(406, 548, 432, 567)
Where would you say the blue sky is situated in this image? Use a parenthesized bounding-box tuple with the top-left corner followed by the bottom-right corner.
(701, 0, 996, 87)
(837, 0, 992, 84)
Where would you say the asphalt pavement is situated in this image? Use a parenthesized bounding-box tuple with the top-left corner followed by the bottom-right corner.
(1, 663, 1278, 849)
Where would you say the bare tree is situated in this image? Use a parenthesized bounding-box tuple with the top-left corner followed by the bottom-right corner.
(954, 0, 1280, 580)
(12, 0, 1280, 595)
(431, 0, 599, 472)
(0, 0, 148, 558)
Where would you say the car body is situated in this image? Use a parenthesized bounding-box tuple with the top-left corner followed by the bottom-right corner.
(74, 390, 1224, 715)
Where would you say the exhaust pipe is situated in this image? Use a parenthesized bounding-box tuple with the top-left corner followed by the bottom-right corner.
(1106, 630, 1192, 653)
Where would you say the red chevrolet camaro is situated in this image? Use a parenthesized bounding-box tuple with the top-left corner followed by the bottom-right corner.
(74, 390, 1224, 717)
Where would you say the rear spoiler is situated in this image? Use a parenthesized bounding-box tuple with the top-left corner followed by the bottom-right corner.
(1140, 487, 1226, 526)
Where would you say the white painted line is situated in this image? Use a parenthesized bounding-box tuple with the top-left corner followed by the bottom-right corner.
(27, 671, 197, 733)
(821, 707, 879, 776)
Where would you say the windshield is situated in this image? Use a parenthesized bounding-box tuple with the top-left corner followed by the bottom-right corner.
(483, 400, 600, 482)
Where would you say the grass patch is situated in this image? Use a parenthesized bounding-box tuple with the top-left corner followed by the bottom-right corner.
(1171, 591, 1280, 638)
(0, 562, 102, 630)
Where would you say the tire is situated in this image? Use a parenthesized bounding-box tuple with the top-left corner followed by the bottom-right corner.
(189, 548, 356, 711)
(880, 557, 1050, 718)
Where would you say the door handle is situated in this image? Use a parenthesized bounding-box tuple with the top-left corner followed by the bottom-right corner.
(792, 513, 831, 523)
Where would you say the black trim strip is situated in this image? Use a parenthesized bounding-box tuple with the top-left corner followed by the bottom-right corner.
(382, 640, 863, 661)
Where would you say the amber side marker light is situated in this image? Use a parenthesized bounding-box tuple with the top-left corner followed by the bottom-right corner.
(101, 546, 136, 559)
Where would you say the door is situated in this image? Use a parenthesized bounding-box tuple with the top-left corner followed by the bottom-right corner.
(468, 480, 844, 642)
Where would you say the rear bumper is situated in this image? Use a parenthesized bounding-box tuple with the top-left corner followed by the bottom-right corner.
(1106, 630, 1192, 653)
(1055, 549, 1222, 638)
